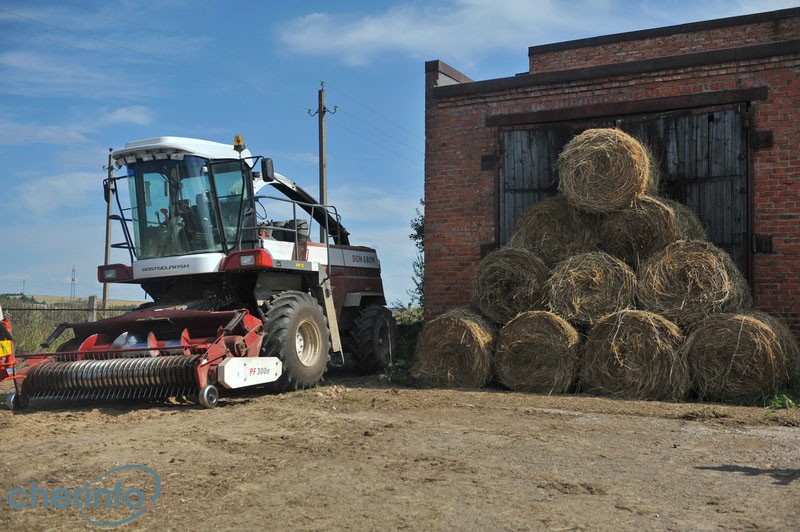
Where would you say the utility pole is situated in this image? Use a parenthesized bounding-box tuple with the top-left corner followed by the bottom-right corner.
(309, 82, 336, 242)
(318, 83, 327, 216)
(102, 148, 114, 308)
(70, 265, 76, 302)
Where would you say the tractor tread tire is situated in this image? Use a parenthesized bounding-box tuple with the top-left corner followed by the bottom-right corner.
(262, 291, 330, 392)
(351, 306, 397, 374)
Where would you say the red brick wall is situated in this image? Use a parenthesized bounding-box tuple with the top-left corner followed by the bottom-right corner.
(749, 68, 800, 331)
(529, 16, 800, 73)
(424, 68, 496, 314)
(424, 10, 800, 334)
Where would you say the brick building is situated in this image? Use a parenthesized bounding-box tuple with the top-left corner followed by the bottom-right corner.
(424, 8, 800, 332)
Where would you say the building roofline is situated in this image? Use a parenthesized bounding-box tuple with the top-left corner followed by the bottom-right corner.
(433, 39, 800, 99)
(528, 7, 800, 56)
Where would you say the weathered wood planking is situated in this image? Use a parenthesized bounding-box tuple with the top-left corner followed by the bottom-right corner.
(499, 104, 748, 272)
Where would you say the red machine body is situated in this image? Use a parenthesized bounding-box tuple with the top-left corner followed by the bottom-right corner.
(8, 136, 396, 410)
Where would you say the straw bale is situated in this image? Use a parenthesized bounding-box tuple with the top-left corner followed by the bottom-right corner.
(558, 128, 651, 213)
(546, 251, 637, 326)
(581, 309, 688, 400)
(683, 311, 800, 402)
(411, 307, 496, 387)
(636, 240, 751, 328)
(495, 311, 580, 394)
(474, 247, 549, 325)
(660, 198, 707, 241)
(598, 195, 681, 268)
(508, 195, 599, 267)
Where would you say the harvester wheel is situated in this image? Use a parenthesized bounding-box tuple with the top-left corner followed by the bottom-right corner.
(198, 385, 219, 408)
(351, 306, 397, 374)
(8, 392, 28, 411)
(262, 291, 330, 392)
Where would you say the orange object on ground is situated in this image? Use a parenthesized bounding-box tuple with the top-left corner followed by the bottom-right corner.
(0, 309, 16, 382)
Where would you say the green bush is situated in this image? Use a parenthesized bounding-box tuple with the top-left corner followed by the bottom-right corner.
(389, 307, 424, 382)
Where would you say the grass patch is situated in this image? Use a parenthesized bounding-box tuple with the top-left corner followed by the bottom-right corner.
(382, 307, 423, 385)
(1, 297, 133, 353)
(764, 394, 797, 410)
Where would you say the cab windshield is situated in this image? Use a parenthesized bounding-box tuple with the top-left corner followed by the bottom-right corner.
(126, 156, 253, 259)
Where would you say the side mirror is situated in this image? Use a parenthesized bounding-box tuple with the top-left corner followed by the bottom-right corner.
(103, 179, 111, 203)
(261, 158, 275, 182)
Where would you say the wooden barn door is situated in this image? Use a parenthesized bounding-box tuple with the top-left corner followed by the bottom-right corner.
(617, 105, 750, 275)
(499, 104, 750, 275)
(498, 126, 571, 245)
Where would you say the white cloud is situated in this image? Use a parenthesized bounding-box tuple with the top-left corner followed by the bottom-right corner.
(328, 184, 418, 226)
(0, 3, 204, 101)
(279, 0, 800, 67)
(278, 1, 622, 66)
(637, 0, 800, 25)
(99, 106, 154, 126)
(323, 184, 419, 303)
(14, 171, 101, 214)
(272, 151, 319, 165)
(0, 214, 135, 299)
(0, 119, 89, 145)
(0, 50, 141, 100)
(351, 223, 417, 305)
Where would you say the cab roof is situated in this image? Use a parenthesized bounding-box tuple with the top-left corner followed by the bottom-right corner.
(111, 136, 253, 166)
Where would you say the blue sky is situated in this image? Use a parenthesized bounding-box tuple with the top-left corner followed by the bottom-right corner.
(0, 0, 797, 304)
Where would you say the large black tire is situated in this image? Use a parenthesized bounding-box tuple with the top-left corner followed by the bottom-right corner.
(262, 291, 330, 392)
(351, 306, 397, 374)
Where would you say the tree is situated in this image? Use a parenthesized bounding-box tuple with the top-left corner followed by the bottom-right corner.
(408, 199, 424, 308)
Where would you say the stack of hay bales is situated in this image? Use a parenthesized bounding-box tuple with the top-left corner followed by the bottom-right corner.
(413, 127, 799, 402)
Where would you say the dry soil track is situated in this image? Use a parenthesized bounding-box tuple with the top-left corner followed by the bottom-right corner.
(1, 373, 798, 531)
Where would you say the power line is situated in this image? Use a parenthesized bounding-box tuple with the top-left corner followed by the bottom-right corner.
(31, 35, 426, 170)
(70, 4, 426, 148)
(327, 83, 425, 141)
(3, 6, 427, 170)
(336, 107, 424, 156)
(328, 120, 423, 168)
(73, 6, 214, 50)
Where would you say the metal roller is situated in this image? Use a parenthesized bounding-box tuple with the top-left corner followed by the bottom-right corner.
(22, 355, 202, 399)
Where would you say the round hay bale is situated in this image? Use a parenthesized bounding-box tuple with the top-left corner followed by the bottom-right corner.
(474, 247, 549, 325)
(558, 128, 651, 214)
(508, 195, 598, 267)
(660, 198, 707, 240)
(581, 309, 688, 400)
(495, 311, 580, 394)
(683, 311, 800, 402)
(546, 251, 637, 326)
(636, 240, 750, 328)
(411, 307, 495, 387)
(598, 195, 681, 268)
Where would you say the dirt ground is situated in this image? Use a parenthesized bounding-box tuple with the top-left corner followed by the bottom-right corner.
(1, 370, 798, 531)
